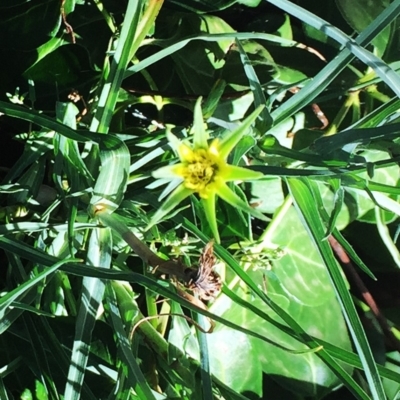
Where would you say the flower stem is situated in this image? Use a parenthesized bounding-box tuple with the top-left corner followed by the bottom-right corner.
(96, 211, 190, 281)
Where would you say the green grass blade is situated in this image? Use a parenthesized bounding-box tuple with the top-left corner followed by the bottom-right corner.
(2, 232, 400, 392)
(183, 219, 370, 399)
(269, 0, 400, 124)
(104, 283, 157, 400)
(0, 236, 324, 353)
(64, 227, 111, 400)
(0, 258, 77, 318)
(0, 101, 90, 142)
(0, 233, 394, 396)
(220, 288, 371, 399)
(90, 0, 163, 134)
(235, 38, 272, 132)
(39, 317, 98, 400)
(89, 135, 131, 213)
(196, 313, 213, 400)
(22, 313, 60, 399)
(0, 379, 9, 400)
(0, 222, 96, 236)
(287, 177, 386, 400)
(90, 0, 142, 133)
(313, 123, 400, 155)
(306, 184, 377, 280)
(124, 32, 298, 79)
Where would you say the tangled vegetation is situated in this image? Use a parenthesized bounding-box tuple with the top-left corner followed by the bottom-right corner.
(1, 0, 400, 399)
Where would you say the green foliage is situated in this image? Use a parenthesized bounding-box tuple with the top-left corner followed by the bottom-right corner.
(1, 0, 400, 399)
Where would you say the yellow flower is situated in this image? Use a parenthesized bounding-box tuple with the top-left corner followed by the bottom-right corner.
(149, 98, 267, 242)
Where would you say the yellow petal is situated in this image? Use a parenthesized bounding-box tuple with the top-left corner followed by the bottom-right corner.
(220, 165, 264, 182)
(147, 184, 193, 229)
(177, 143, 195, 162)
(218, 105, 264, 159)
(192, 97, 209, 149)
(216, 181, 268, 221)
(152, 164, 184, 179)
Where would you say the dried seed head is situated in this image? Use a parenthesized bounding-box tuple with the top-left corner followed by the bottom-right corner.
(185, 241, 222, 301)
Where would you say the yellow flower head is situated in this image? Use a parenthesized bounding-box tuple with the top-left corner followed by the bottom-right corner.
(173, 141, 224, 197)
(149, 98, 267, 242)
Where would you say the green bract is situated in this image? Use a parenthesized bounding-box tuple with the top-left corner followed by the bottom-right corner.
(149, 98, 267, 242)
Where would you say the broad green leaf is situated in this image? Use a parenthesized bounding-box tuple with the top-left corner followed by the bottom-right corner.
(125, 33, 298, 80)
(269, 207, 337, 307)
(287, 177, 386, 400)
(165, 14, 235, 95)
(207, 320, 263, 397)
(166, 0, 237, 12)
(207, 250, 352, 398)
(24, 37, 70, 76)
(237, 0, 262, 6)
(250, 177, 285, 214)
(184, 220, 365, 398)
(336, 0, 391, 57)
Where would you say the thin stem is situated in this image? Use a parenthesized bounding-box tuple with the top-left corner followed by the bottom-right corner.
(227, 195, 292, 291)
(325, 91, 359, 136)
(96, 212, 189, 281)
(90, 0, 164, 133)
(91, 0, 116, 33)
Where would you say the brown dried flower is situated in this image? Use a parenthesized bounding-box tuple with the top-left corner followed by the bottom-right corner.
(185, 241, 222, 301)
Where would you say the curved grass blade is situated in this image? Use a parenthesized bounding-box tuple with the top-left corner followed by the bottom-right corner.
(104, 282, 157, 400)
(22, 313, 60, 399)
(90, 0, 142, 133)
(196, 313, 213, 400)
(89, 135, 131, 214)
(287, 177, 386, 400)
(273, 0, 400, 98)
(0, 101, 130, 155)
(91, 0, 164, 133)
(0, 101, 90, 142)
(124, 33, 299, 79)
(2, 235, 400, 387)
(235, 38, 272, 132)
(183, 219, 370, 400)
(0, 258, 78, 318)
(348, 97, 400, 129)
(249, 155, 400, 177)
(64, 227, 112, 400)
(268, 0, 400, 124)
(312, 122, 400, 155)
(0, 236, 327, 354)
(0, 222, 96, 236)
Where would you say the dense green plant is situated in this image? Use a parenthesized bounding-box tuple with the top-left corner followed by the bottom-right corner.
(1, 0, 400, 399)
